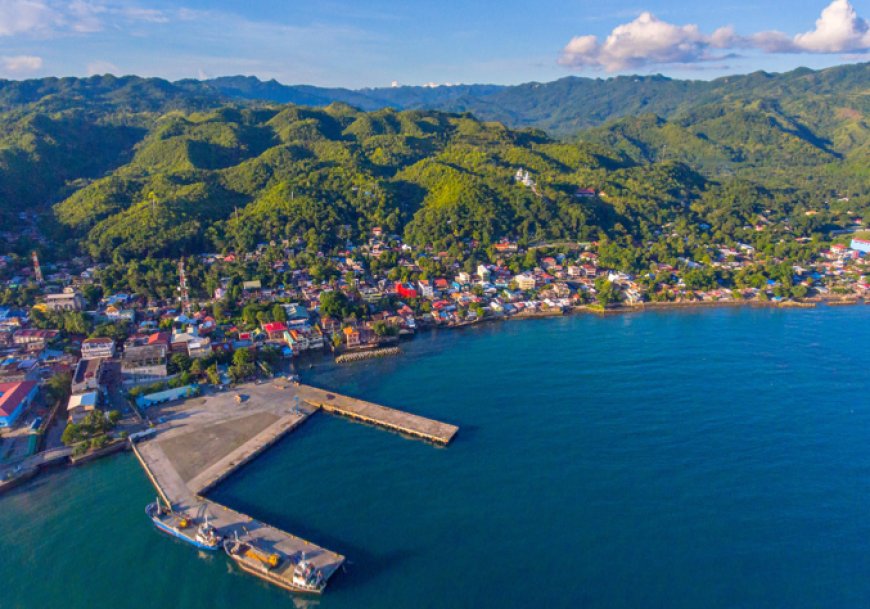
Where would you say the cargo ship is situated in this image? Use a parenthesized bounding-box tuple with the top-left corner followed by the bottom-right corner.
(223, 534, 327, 594)
(145, 499, 222, 551)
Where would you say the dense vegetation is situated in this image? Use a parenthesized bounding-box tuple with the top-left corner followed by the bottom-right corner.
(0, 63, 865, 277)
(40, 103, 715, 264)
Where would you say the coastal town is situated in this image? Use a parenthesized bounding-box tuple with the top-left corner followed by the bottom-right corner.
(1, 216, 868, 484)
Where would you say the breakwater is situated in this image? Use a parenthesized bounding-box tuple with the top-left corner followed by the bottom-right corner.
(335, 346, 401, 363)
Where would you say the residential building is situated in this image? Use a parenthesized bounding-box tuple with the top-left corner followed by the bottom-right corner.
(71, 358, 106, 395)
(12, 329, 58, 350)
(81, 337, 115, 359)
(67, 391, 98, 424)
(514, 274, 537, 290)
(121, 344, 168, 385)
(417, 280, 434, 298)
(262, 322, 289, 341)
(187, 337, 212, 359)
(343, 326, 361, 347)
(45, 287, 85, 312)
(395, 283, 418, 299)
(0, 380, 38, 427)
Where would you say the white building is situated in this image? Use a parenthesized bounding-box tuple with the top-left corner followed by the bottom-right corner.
(81, 337, 115, 359)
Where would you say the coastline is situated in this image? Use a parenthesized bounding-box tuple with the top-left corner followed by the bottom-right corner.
(420, 295, 866, 332)
(2, 296, 865, 495)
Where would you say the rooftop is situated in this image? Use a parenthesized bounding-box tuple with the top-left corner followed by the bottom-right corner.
(0, 380, 37, 417)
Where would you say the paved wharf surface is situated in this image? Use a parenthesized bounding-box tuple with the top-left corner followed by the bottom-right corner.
(132, 383, 345, 590)
(131, 380, 459, 593)
(296, 384, 459, 445)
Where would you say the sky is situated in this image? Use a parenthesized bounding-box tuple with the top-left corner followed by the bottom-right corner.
(0, 0, 867, 87)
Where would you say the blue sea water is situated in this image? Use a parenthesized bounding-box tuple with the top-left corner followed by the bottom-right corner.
(1, 306, 869, 609)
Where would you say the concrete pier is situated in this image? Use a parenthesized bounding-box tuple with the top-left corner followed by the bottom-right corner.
(131, 380, 459, 594)
(298, 384, 459, 445)
(132, 383, 345, 591)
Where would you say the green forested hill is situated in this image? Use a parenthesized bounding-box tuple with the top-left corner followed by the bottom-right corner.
(0, 64, 865, 265)
(52, 104, 686, 261)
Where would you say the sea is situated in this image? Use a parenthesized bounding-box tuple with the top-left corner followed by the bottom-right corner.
(2, 305, 869, 609)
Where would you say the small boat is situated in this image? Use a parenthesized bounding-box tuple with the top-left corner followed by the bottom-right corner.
(146, 499, 222, 551)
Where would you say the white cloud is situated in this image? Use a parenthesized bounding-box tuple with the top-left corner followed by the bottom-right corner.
(0, 0, 56, 36)
(67, 1, 106, 33)
(560, 0, 870, 72)
(793, 0, 870, 52)
(2, 53, 43, 72)
(120, 6, 168, 24)
(0, 1, 173, 37)
(560, 11, 717, 71)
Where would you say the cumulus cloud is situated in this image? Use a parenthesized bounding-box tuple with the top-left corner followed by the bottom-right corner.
(560, 12, 725, 71)
(793, 0, 870, 52)
(560, 0, 870, 71)
(2, 53, 42, 72)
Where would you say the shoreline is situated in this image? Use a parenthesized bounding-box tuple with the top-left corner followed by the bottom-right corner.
(2, 296, 866, 495)
(419, 295, 866, 332)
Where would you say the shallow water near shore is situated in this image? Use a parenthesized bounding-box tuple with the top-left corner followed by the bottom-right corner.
(2, 306, 870, 609)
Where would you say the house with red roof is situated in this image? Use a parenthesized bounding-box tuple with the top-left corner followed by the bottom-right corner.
(0, 380, 38, 427)
(262, 321, 289, 341)
(395, 282, 418, 299)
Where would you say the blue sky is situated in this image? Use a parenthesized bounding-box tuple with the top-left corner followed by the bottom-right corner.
(0, 0, 867, 86)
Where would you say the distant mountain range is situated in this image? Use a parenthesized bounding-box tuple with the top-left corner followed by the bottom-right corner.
(0, 62, 866, 136)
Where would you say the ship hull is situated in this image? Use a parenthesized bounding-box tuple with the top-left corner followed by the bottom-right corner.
(223, 545, 325, 595)
(146, 504, 220, 551)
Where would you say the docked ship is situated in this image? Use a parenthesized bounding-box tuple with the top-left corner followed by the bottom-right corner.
(145, 499, 222, 551)
(223, 534, 327, 594)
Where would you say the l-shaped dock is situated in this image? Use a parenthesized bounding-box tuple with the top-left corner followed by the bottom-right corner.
(131, 380, 458, 595)
(296, 384, 458, 445)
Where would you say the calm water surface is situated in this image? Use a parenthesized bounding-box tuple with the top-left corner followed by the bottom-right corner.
(2, 306, 869, 609)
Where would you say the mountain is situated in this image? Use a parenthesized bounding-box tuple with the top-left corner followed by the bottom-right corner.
(201, 63, 869, 136)
(0, 64, 865, 266)
(51, 104, 695, 263)
(203, 76, 504, 112)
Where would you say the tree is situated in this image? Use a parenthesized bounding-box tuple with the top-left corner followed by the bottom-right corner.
(242, 304, 260, 327)
(230, 347, 255, 381)
(45, 371, 72, 404)
(189, 358, 203, 377)
(212, 301, 225, 322)
(204, 364, 220, 385)
(271, 304, 287, 322)
(320, 290, 358, 320)
(594, 277, 619, 306)
(169, 353, 192, 375)
(233, 348, 252, 367)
